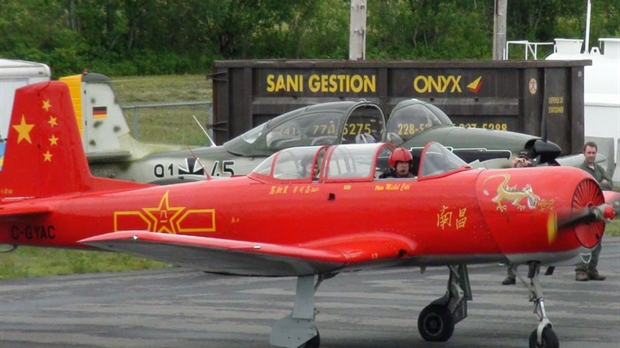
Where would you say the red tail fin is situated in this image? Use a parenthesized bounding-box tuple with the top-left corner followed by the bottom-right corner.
(0, 81, 148, 199)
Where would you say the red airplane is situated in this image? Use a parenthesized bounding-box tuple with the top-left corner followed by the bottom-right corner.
(0, 81, 617, 348)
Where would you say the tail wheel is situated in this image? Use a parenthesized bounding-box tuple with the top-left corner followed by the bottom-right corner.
(571, 179, 605, 248)
(417, 304, 455, 342)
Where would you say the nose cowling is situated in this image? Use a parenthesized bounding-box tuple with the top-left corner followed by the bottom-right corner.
(478, 167, 605, 263)
(564, 178, 606, 248)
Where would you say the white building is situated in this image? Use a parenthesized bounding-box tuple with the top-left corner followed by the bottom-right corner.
(546, 38, 620, 185)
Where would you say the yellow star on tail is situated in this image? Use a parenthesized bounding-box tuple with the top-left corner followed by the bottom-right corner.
(43, 150, 53, 162)
(48, 116, 58, 127)
(12, 116, 34, 144)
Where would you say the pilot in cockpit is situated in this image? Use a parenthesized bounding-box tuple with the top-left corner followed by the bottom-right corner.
(379, 148, 415, 179)
(299, 156, 320, 179)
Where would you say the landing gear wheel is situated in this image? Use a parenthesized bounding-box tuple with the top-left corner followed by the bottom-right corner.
(301, 331, 320, 348)
(529, 328, 559, 348)
(417, 304, 455, 342)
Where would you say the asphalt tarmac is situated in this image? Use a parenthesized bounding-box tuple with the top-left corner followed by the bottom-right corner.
(1, 237, 619, 348)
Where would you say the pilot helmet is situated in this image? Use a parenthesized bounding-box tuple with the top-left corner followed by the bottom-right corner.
(389, 148, 413, 168)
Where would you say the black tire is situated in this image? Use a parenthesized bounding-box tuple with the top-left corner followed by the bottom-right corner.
(529, 327, 559, 348)
(417, 304, 455, 342)
(302, 331, 320, 348)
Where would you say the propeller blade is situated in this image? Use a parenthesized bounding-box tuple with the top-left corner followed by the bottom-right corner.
(556, 203, 616, 230)
(603, 191, 620, 217)
(547, 211, 558, 244)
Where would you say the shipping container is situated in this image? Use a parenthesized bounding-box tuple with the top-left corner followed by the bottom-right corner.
(211, 60, 590, 155)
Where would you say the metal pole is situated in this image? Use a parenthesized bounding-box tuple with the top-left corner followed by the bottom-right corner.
(585, 0, 591, 53)
(349, 0, 367, 60)
(493, 0, 508, 60)
(209, 104, 215, 145)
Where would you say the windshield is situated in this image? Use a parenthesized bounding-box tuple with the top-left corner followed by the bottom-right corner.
(239, 123, 266, 144)
(419, 142, 468, 178)
(252, 153, 275, 176)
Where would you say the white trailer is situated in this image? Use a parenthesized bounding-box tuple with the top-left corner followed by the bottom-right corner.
(0, 59, 52, 140)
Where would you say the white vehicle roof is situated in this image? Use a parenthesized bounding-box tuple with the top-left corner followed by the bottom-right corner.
(0, 59, 51, 79)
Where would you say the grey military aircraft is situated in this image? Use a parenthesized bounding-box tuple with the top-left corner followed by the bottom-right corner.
(5, 71, 577, 184)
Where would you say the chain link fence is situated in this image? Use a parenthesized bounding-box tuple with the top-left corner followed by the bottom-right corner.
(122, 101, 214, 146)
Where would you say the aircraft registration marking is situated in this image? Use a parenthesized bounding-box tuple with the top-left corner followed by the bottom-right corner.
(10, 225, 56, 240)
(437, 205, 468, 230)
(114, 191, 216, 233)
(153, 159, 236, 179)
(374, 183, 411, 191)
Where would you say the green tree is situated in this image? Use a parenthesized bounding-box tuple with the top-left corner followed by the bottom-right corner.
(0, 0, 618, 76)
(0, 0, 87, 75)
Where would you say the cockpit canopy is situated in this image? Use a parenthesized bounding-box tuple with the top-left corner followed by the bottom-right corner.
(417, 142, 469, 178)
(385, 99, 453, 145)
(225, 100, 386, 157)
(223, 98, 457, 158)
(250, 141, 469, 183)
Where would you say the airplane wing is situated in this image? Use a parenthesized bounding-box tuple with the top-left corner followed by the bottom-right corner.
(80, 231, 418, 277)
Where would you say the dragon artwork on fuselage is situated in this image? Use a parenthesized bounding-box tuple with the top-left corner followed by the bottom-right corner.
(482, 174, 540, 211)
(481, 174, 555, 212)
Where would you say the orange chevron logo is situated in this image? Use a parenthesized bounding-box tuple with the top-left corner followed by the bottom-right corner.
(467, 76, 483, 93)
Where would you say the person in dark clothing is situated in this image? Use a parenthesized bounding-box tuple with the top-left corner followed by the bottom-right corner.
(578, 141, 613, 190)
(380, 148, 415, 178)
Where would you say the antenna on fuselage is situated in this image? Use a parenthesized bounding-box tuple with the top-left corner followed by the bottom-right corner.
(585, 0, 592, 53)
(193, 115, 217, 147)
(184, 141, 211, 181)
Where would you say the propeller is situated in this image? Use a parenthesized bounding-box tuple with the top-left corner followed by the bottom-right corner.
(559, 202, 616, 227)
(547, 181, 616, 247)
(546, 201, 614, 252)
(544, 181, 616, 276)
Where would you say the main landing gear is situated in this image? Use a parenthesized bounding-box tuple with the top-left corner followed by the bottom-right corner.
(518, 262, 559, 348)
(270, 273, 334, 348)
(269, 263, 559, 348)
(418, 264, 472, 342)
